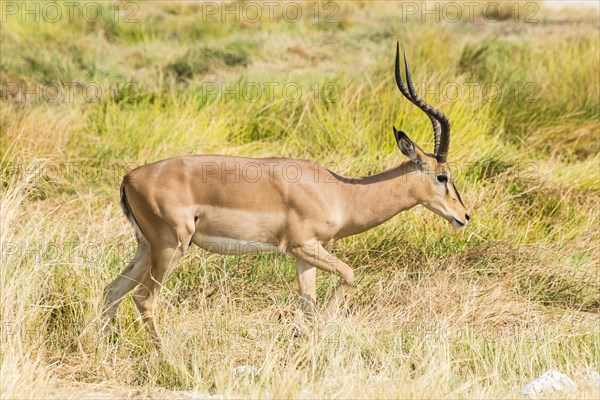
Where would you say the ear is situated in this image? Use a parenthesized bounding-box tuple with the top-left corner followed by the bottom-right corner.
(393, 126, 424, 163)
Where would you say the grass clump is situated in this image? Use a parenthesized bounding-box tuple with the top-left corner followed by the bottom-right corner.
(166, 44, 253, 82)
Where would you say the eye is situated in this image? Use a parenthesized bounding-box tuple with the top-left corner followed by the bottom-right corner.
(436, 175, 448, 183)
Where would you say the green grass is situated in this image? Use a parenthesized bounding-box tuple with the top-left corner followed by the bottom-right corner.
(1, 1, 599, 399)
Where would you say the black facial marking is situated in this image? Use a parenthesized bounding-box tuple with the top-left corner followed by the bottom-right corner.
(452, 182, 465, 207)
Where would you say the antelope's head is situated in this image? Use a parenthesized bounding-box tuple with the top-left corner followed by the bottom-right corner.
(393, 43, 469, 228)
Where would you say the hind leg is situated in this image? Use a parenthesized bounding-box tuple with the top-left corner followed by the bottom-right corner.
(133, 225, 194, 350)
(133, 244, 186, 350)
(101, 238, 151, 333)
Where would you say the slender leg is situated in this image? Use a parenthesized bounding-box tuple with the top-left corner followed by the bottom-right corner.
(295, 259, 317, 320)
(133, 244, 183, 351)
(101, 239, 151, 332)
(289, 240, 354, 318)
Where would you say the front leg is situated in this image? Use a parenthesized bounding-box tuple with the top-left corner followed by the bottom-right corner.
(290, 240, 354, 318)
(295, 259, 317, 320)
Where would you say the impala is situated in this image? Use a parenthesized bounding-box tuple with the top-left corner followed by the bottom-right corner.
(102, 44, 469, 349)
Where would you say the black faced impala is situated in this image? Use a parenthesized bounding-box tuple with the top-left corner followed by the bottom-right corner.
(102, 43, 469, 350)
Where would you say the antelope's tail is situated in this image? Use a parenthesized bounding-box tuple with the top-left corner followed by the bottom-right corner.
(120, 180, 145, 242)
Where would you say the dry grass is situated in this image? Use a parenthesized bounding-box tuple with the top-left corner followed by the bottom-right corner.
(1, 1, 599, 399)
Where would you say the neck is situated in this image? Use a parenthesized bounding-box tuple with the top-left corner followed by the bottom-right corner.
(334, 161, 422, 238)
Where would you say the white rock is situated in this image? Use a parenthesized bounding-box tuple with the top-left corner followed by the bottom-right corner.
(587, 370, 600, 384)
(520, 369, 577, 397)
(371, 374, 390, 383)
(180, 391, 221, 399)
(231, 365, 260, 378)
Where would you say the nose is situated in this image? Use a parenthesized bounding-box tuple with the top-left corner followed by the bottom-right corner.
(465, 213, 470, 221)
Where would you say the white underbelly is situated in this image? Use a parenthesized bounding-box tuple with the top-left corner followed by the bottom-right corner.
(191, 233, 283, 255)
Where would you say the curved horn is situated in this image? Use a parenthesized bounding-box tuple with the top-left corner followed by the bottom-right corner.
(403, 49, 451, 163)
(395, 43, 443, 155)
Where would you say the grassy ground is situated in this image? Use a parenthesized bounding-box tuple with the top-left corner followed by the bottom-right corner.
(1, 1, 599, 398)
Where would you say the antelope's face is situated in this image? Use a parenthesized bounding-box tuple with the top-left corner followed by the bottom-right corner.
(394, 127, 469, 228)
(425, 163, 469, 228)
(392, 43, 469, 229)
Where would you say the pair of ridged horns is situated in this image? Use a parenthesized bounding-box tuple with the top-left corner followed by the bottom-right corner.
(394, 42, 450, 163)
